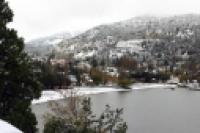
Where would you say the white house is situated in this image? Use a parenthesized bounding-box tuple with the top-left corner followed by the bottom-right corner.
(105, 67, 119, 77)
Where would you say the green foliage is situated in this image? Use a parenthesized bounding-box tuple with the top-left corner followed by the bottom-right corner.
(197, 76, 200, 83)
(35, 61, 71, 89)
(44, 97, 127, 133)
(118, 78, 132, 89)
(118, 72, 132, 89)
(116, 56, 137, 71)
(173, 69, 183, 77)
(158, 72, 170, 82)
(43, 117, 66, 133)
(90, 68, 103, 85)
(91, 57, 98, 68)
(0, 0, 41, 132)
(179, 74, 189, 83)
(131, 71, 171, 83)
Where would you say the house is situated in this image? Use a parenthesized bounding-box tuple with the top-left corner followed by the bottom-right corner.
(77, 62, 91, 71)
(116, 39, 144, 54)
(67, 75, 78, 86)
(50, 59, 66, 66)
(104, 67, 119, 77)
(109, 49, 124, 59)
(181, 52, 189, 60)
(33, 68, 42, 73)
(81, 73, 93, 86)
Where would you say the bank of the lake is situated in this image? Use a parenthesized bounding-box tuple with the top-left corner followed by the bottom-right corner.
(32, 84, 200, 133)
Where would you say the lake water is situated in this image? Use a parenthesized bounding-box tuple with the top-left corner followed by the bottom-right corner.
(32, 87, 200, 133)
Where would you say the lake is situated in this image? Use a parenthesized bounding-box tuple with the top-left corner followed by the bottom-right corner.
(32, 87, 200, 133)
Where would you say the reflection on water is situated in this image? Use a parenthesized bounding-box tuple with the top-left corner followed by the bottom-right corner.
(32, 88, 200, 133)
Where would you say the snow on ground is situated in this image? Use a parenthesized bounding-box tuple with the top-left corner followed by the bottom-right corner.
(0, 119, 22, 133)
(32, 84, 177, 104)
(32, 91, 64, 104)
(46, 38, 63, 45)
(74, 50, 96, 60)
(130, 83, 176, 90)
(116, 40, 144, 53)
(32, 87, 125, 104)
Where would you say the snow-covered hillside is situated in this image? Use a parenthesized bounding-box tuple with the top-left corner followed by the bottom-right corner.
(25, 32, 76, 57)
(25, 14, 200, 65)
(26, 32, 72, 47)
(56, 14, 200, 61)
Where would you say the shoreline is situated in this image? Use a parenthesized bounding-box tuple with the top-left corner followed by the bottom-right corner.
(32, 83, 177, 104)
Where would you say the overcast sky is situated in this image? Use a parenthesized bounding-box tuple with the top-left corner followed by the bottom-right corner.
(7, 0, 200, 41)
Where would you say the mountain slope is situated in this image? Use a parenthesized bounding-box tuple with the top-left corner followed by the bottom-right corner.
(58, 14, 200, 49)
(54, 14, 200, 66)
(25, 32, 73, 57)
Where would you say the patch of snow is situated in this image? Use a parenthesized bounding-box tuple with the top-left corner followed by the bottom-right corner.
(0, 119, 22, 133)
(46, 38, 63, 45)
(116, 40, 144, 54)
(32, 91, 64, 104)
(74, 50, 96, 59)
(75, 86, 125, 95)
(32, 84, 177, 104)
(130, 83, 176, 90)
(87, 29, 99, 39)
(32, 87, 125, 104)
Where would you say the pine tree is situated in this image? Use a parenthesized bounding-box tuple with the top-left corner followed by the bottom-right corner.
(0, 0, 41, 132)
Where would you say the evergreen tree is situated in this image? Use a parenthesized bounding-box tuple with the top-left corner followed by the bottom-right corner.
(0, 0, 41, 132)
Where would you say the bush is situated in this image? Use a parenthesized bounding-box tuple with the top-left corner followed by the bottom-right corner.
(179, 74, 189, 83)
(90, 68, 104, 85)
(118, 78, 132, 89)
(157, 72, 170, 82)
(44, 117, 66, 133)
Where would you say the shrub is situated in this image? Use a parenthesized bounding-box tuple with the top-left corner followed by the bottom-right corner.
(90, 68, 103, 85)
(118, 78, 132, 89)
(44, 97, 127, 133)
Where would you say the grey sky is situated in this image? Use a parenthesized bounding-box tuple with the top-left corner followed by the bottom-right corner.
(7, 0, 200, 41)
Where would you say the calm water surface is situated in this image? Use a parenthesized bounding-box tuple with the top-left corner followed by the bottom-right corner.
(32, 88, 200, 133)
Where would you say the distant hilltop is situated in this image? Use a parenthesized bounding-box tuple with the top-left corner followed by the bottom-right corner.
(26, 14, 200, 66)
(59, 14, 200, 48)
